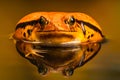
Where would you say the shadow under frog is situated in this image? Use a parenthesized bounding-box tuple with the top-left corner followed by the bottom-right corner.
(16, 41, 101, 76)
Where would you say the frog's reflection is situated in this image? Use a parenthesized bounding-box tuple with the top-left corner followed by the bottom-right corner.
(16, 41, 101, 76)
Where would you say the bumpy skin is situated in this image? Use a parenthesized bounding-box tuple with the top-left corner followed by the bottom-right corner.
(13, 12, 104, 45)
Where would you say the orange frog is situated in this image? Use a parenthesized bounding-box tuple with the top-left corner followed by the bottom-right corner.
(12, 12, 104, 46)
(11, 12, 105, 76)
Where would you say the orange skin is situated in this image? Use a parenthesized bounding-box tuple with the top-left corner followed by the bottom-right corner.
(13, 12, 104, 45)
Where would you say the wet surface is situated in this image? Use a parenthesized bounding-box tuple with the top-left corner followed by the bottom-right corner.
(0, 0, 120, 80)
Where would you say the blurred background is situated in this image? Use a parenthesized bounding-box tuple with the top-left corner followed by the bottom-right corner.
(0, 0, 120, 80)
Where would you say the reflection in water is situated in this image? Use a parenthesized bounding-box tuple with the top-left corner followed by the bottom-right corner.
(16, 41, 101, 76)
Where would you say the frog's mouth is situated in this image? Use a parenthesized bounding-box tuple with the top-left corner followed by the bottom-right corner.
(23, 32, 81, 47)
(38, 33, 73, 39)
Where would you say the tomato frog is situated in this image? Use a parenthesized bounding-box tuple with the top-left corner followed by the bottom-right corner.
(11, 12, 104, 57)
(11, 12, 104, 76)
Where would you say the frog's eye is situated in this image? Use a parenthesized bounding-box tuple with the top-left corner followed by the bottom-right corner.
(39, 16, 49, 26)
(64, 16, 75, 26)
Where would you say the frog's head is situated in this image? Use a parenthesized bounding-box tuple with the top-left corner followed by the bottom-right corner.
(13, 12, 104, 46)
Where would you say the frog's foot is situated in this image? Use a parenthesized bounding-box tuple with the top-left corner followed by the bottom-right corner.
(25, 49, 47, 58)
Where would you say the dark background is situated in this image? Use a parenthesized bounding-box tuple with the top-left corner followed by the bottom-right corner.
(0, 0, 120, 80)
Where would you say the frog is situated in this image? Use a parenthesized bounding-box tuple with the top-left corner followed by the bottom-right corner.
(11, 12, 105, 76)
(12, 12, 104, 57)
(13, 12, 104, 43)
